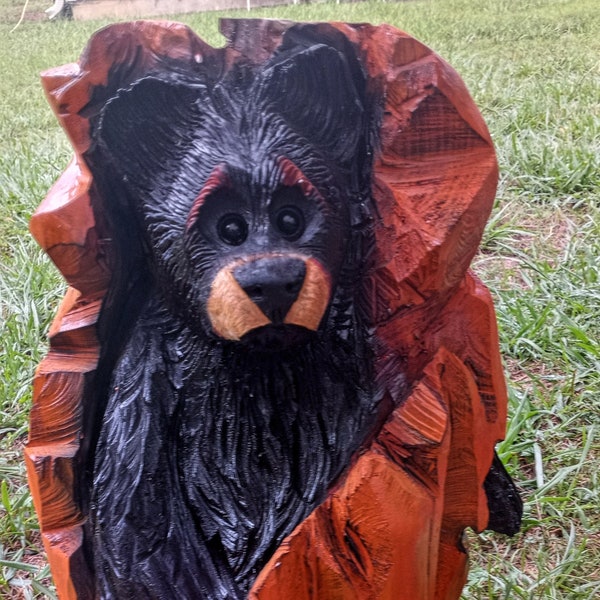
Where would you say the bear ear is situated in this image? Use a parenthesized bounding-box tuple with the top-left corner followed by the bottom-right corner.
(256, 41, 365, 166)
(91, 74, 207, 186)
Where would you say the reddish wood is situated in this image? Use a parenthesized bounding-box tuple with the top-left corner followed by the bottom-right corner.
(28, 19, 508, 599)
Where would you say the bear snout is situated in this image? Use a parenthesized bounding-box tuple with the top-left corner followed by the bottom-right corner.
(233, 257, 306, 324)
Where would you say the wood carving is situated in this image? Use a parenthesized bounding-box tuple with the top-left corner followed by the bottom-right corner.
(27, 19, 522, 600)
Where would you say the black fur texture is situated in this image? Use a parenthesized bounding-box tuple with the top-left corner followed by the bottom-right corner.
(84, 26, 381, 599)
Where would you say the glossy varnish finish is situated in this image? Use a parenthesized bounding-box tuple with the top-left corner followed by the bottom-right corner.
(28, 19, 521, 599)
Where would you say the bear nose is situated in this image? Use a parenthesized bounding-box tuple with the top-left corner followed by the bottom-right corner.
(233, 257, 306, 323)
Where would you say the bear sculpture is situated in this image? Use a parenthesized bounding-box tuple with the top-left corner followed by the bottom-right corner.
(27, 19, 522, 600)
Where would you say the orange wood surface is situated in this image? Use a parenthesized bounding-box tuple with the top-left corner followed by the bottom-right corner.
(28, 19, 508, 599)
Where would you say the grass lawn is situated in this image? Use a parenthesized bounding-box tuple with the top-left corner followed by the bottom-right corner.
(1, 0, 598, 597)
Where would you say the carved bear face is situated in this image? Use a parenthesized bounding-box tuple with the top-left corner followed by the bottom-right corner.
(184, 155, 349, 348)
(90, 38, 371, 350)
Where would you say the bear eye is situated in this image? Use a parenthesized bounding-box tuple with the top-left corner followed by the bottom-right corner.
(217, 213, 248, 246)
(274, 206, 305, 241)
